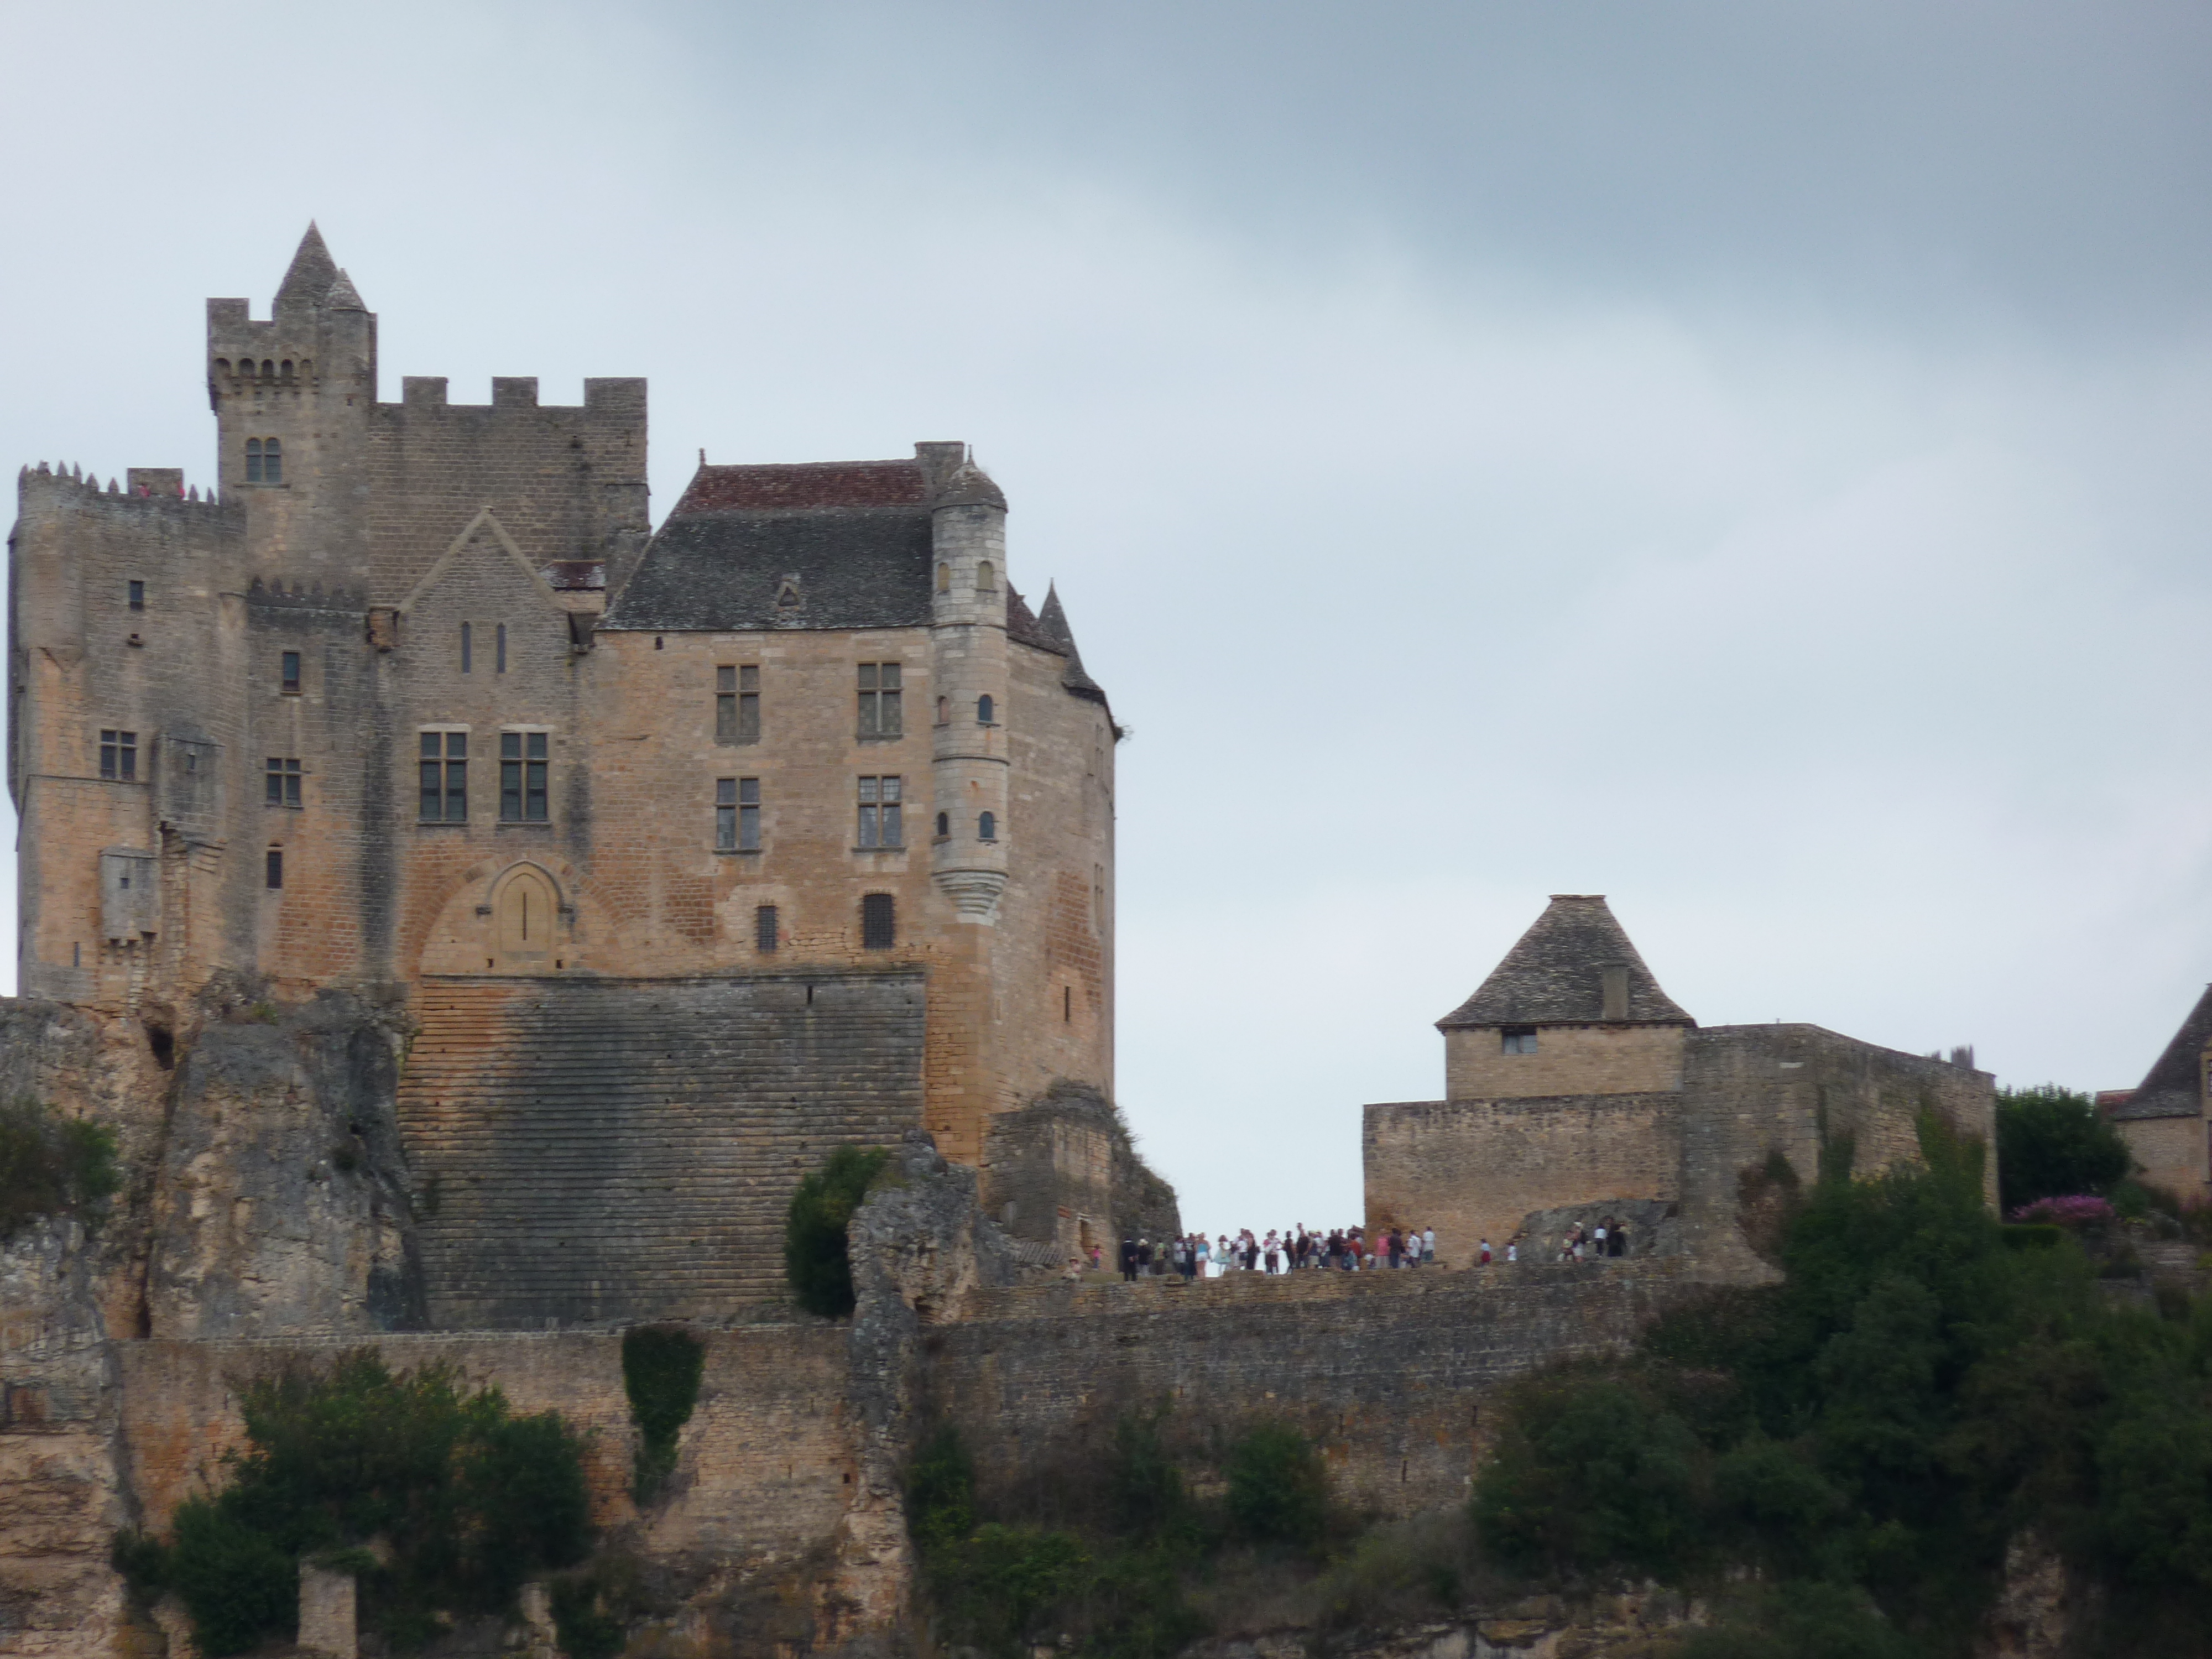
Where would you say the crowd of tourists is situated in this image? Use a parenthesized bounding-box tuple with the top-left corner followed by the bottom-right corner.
(1109, 1224, 1432, 1280)
(1100, 1214, 1637, 1280)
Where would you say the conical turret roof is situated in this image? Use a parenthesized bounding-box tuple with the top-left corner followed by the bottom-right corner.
(1437, 895, 1692, 1029)
(275, 222, 340, 314)
(1037, 582, 1104, 700)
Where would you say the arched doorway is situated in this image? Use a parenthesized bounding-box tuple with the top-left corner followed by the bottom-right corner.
(491, 865, 558, 972)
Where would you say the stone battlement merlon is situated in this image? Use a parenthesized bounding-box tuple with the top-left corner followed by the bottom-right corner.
(386, 375, 647, 416)
(15, 462, 228, 510)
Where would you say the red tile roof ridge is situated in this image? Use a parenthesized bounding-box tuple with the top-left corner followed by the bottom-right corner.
(673, 460, 928, 515)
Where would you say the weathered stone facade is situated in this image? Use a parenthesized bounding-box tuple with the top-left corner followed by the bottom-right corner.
(9, 228, 1134, 1324)
(1366, 895, 1999, 1269)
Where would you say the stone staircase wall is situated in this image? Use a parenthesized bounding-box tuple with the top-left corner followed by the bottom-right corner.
(397, 972, 925, 1327)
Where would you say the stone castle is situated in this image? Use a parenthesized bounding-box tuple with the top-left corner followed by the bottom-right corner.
(0, 233, 1997, 1657)
(11, 225, 1154, 1326)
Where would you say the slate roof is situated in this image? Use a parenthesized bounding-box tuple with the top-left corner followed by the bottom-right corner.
(1437, 895, 1693, 1030)
(2111, 984, 2212, 1120)
(276, 223, 340, 314)
(602, 460, 937, 634)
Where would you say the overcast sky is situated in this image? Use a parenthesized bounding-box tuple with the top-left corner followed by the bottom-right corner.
(5, 2, 2210, 1233)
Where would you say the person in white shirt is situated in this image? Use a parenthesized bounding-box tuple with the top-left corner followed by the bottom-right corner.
(1422, 1226, 1436, 1265)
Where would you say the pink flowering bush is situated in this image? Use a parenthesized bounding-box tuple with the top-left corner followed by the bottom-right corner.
(2008, 1194, 2115, 1228)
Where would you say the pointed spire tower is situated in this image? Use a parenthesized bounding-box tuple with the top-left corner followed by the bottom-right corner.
(205, 222, 378, 590)
(1036, 582, 1106, 704)
(274, 222, 340, 316)
(1435, 896, 1693, 1101)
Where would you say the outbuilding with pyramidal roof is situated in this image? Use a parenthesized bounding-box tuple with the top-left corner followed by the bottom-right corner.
(1436, 895, 1694, 1100)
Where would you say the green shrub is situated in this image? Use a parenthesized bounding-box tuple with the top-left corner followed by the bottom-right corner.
(0, 1095, 120, 1240)
(1225, 1421, 1328, 1550)
(2000, 1223, 2065, 1251)
(1997, 1085, 2132, 1212)
(549, 1567, 629, 1659)
(1472, 1371, 1705, 1578)
(622, 1325, 705, 1503)
(169, 1498, 298, 1656)
(784, 1145, 891, 1317)
(1107, 1407, 1190, 1540)
(128, 1349, 593, 1654)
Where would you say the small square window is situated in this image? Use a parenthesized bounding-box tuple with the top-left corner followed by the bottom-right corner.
(264, 757, 302, 808)
(1501, 1027, 1539, 1055)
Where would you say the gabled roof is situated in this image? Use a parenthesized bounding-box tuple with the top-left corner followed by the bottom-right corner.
(2116, 984, 2212, 1120)
(1437, 895, 1692, 1030)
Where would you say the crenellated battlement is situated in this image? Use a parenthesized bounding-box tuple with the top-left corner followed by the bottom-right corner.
(16, 461, 228, 510)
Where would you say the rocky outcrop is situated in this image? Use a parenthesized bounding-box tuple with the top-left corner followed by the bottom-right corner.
(0, 1220, 131, 1658)
(828, 1133, 1025, 1656)
(143, 990, 421, 1339)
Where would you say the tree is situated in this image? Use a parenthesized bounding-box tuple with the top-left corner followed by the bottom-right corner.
(784, 1145, 890, 1317)
(1996, 1086, 2132, 1213)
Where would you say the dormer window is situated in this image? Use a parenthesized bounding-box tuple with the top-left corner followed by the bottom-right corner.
(1501, 1026, 1538, 1055)
(244, 437, 282, 484)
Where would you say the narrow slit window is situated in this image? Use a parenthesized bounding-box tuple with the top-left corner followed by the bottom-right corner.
(99, 729, 138, 781)
(263, 438, 281, 483)
(1065, 986, 1072, 1023)
(977, 693, 994, 725)
(936, 695, 950, 727)
(264, 757, 302, 807)
(861, 893, 896, 950)
(978, 810, 996, 841)
(975, 560, 995, 592)
(418, 732, 467, 821)
(936, 562, 951, 593)
(755, 904, 779, 953)
(127, 580, 144, 612)
(935, 811, 950, 839)
(461, 622, 472, 674)
(495, 623, 507, 674)
(857, 663, 902, 737)
(280, 651, 301, 693)
(857, 776, 902, 848)
(265, 848, 284, 890)
(500, 731, 549, 822)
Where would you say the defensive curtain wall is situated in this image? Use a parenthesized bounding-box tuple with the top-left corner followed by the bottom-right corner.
(4, 1130, 1725, 1657)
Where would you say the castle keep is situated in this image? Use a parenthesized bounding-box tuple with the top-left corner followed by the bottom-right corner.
(9, 227, 1133, 1318)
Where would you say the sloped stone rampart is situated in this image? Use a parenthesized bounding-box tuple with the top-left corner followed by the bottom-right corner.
(397, 972, 926, 1326)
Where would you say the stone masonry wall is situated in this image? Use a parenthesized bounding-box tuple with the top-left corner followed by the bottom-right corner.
(1363, 1095, 1682, 1270)
(1443, 1024, 1686, 1101)
(397, 972, 927, 1325)
(928, 1264, 1696, 1517)
(2116, 1113, 2206, 1203)
(1676, 1024, 1997, 1270)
